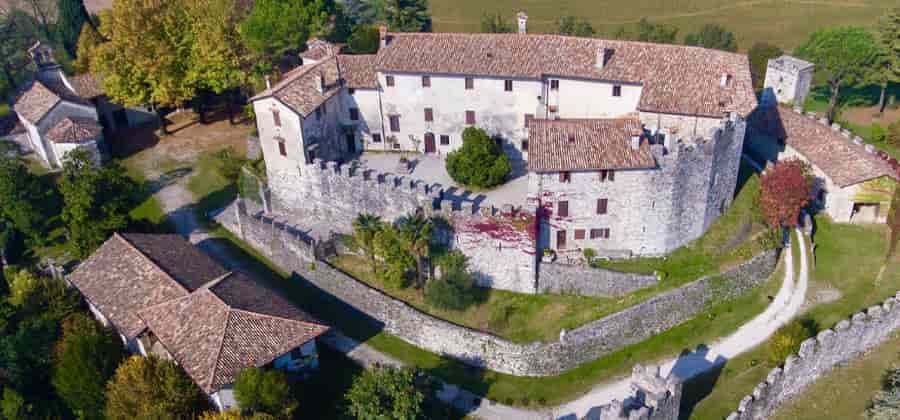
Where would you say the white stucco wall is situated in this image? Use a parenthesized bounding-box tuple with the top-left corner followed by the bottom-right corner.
(764, 64, 814, 106)
(338, 88, 385, 152)
(254, 97, 306, 180)
(210, 386, 238, 412)
(548, 77, 641, 119)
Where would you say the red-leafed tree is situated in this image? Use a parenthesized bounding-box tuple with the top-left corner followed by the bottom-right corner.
(759, 159, 814, 228)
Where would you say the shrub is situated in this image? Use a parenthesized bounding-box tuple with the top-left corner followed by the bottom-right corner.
(345, 367, 424, 420)
(872, 123, 886, 143)
(759, 159, 813, 228)
(347, 24, 379, 54)
(888, 121, 900, 147)
(233, 368, 297, 418)
(425, 269, 475, 310)
(767, 319, 817, 365)
(104, 356, 208, 419)
(445, 127, 511, 189)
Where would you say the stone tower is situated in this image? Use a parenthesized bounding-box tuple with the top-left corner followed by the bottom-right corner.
(763, 55, 814, 108)
(517, 11, 528, 34)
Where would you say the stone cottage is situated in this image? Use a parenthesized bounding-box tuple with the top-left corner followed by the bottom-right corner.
(747, 105, 898, 223)
(66, 233, 329, 411)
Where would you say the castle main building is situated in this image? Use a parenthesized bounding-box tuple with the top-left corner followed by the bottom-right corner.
(250, 14, 756, 273)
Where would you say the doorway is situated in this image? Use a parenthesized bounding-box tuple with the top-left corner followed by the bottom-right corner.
(424, 132, 436, 153)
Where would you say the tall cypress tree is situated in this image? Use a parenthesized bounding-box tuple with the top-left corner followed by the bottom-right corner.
(57, 0, 90, 56)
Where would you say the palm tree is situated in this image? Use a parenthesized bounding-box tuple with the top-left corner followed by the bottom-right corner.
(397, 211, 432, 288)
(352, 214, 383, 274)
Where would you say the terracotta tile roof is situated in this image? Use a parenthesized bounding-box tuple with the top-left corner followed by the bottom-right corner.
(375, 33, 756, 118)
(119, 233, 229, 291)
(68, 73, 104, 98)
(527, 117, 656, 172)
(300, 38, 341, 61)
(67, 233, 192, 338)
(14, 81, 62, 123)
(750, 105, 899, 187)
(250, 58, 343, 117)
(138, 272, 328, 393)
(45, 116, 103, 144)
(338, 55, 378, 89)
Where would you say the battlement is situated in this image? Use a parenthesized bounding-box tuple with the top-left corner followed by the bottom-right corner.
(792, 108, 900, 176)
(593, 364, 682, 420)
(726, 291, 900, 420)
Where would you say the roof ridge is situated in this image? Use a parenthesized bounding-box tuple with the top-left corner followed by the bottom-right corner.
(230, 307, 328, 332)
(113, 233, 190, 294)
(206, 303, 233, 393)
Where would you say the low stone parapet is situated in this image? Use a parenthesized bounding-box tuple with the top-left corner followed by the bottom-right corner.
(537, 262, 659, 297)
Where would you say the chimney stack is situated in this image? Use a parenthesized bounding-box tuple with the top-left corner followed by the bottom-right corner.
(630, 135, 641, 150)
(317, 73, 325, 93)
(596, 48, 613, 70)
(719, 73, 731, 88)
(517, 11, 528, 34)
(379, 25, 389, 48)
(265, 75, 272, 89)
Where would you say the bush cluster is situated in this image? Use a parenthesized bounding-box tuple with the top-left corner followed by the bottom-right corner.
(445, 127, 511, 189)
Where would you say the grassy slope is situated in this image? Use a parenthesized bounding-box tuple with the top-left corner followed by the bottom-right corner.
(429, 0, 894, 51)
(687, 218, 900, 419)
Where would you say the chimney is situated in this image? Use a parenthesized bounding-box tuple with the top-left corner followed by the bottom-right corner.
(265, 75, 272, 89)
(379, 25, 389, 48)
(719, 73, 731, 88)
(517, 11, 528, 34)
(596, 48, 613, 70)
(630, 134, 641, 150)
(317, 73, 326, 93)
(864, 144, 876, 154)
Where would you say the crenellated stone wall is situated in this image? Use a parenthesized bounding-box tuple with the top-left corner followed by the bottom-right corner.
(216, 200, 777, 377)
(592, 364, 682, 420)
(725, 292, 900, 420)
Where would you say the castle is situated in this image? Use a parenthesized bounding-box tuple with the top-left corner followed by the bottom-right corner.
(249, 12, 756, 291)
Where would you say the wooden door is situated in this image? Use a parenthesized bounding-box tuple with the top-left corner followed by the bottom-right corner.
(556, 230, 567, 249)
(424, 132, 436, 153)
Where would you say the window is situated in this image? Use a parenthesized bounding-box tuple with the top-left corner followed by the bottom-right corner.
(559, 171, 570, 183)
(348, 88, 356, 95)
(272, 109, 281, 127)
(392, 142, 400, 150)
(385, 75, 395, 87)
(590, 228, 610, 239)
(521, 140, 528, 151)
(422, 75, 431, 87)
(465, 110, 475, 125)
(424, 108, 433, 122)
(440, 135, 450, 145)
(550, 79, 559, 90)
(600, 170, 616, 182)
(524, 113, 534, 127)
(372, 133, 382, 143)
(612, 85, 622, 97)
(556, 230, 567, 249)
(597, 198, 608, 215)
(574, 229, 585, 240)
(307, 149, 315, 162)
(465, 77, 474, 90)
(558, 201, 569, 217)
(277, 140, 286, 156)
(567, 134, 575, 143)
(389, 115, 400, 132)
(504, 80, 513, 91)
(315, 108, 322, 121)
(349, 108, 359, 121)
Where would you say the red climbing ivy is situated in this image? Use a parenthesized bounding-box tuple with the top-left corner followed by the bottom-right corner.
(759, 159, 813, 228)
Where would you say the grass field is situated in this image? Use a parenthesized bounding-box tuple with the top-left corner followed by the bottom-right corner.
(429, 0, 896, 51)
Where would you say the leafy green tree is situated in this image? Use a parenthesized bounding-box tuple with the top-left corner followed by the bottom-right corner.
(396, 212, 432, 288)
(0, 316, 58, 394)
(374, 224, 415, 289)
(0, 388, 31, 419)
(104, 356, 209, 420)
(72, 19, 103, 74)
(239, 0, 333, 63)
(794, 26, 879, 122)
(446, 127, 511, 189)
(56, 0, 91, 56)
(345, 366, 424, 420)
(347, 24, 380, 54)
(353, 213, 383, 274)
(558, 15, 594, 37)
(480, 11, 512, 33)
(613, 18, 678, 44)
(233, 368, 297, 419)
(59, 149, 137, 258)
(425, 250, 475, 310)
(339, 0, 387, 26)
(200, 411, 276, 420)
(748, 42, 783, 90)
(52, 313, 125, 420)
(0, 9, 42, 107)
(384, 0, 430, 32)
(683, 24, 737, 52)
(0, 154, 56, 241)
(872, 7, 900, 114)
(6, 270, 78, 321)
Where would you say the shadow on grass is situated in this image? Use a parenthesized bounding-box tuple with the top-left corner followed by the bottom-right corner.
(808, 83, 900, 110)
(679, 360, 728, 420)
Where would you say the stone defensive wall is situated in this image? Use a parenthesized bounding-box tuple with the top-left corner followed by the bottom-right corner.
(725, 291, 900, 420)
(537, 262, 659, 297)
(216, 199, 777, 376)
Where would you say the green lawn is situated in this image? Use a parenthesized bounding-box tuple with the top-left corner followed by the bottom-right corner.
(686, 218, 900, 419)
(0, 103, 9, 117)
(429, 0, 895, 51)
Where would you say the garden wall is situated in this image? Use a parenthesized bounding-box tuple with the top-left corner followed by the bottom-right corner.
(725, 291, 900, 420)
(217, 199, 777, 377)
(537, 262, 659, 297)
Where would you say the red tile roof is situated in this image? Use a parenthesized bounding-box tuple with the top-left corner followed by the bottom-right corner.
(138, 272, 328, 393)
(338, 55, 378, 89)
(14, 81, 61, 124)
(375, 33, 756, 118)
(750, 105, 899, 187)
(527, 117, 656, 172)
(45, 116, 103, 144)
(300, 38, 342, 61)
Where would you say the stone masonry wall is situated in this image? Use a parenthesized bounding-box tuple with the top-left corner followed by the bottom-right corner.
(725, 292, 900, 420)
(537, 263, 658, 297)
(217, 200, 777, 376)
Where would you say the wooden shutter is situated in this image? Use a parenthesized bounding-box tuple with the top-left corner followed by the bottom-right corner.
(389, 115, 400, 132)
(556, 230, 567, 249)
(349, 108, 359, 121)
(465, 110, 475, 125)
(559, 171, 570, 183)
(574, 229, 585, 240)
(424, 108, 433, 122)
(558, 201, 569, 217)
(386, 75, 395, 86)
(422, 76, 431, 87)
(278, 141, 286, 156)
(272, 109, 281, 127)
(465, 78, 473, 90)
(597, 198, 608, 215)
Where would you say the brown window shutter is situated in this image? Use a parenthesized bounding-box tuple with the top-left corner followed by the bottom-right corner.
(349, 108, 359, 121)
(273, 109, 281, 127)
(465, 78, 473, 90)
(597, 198, 608, 215)
(422, 76, 430, 87)
(389, 115, 400, 132)
(558, 201, 569, 217)
(278, 141, 286, 156)
(466, 110, 475, 125)
(424, 108, 433, 122)
(556, 230, 567, 249)
(386, 75, 395, 86)
(608, 170, 615, 181)
(559, 171, 570, 183)
(574, 229, 585, 240)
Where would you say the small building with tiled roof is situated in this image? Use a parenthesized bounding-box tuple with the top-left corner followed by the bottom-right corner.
(67, 233, 329, 412)
(747, 104, 898, 223)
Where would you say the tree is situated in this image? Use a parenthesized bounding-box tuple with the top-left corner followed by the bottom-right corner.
(5, 270, 78, 321)
(0, 8, 43, 100)
(200, 411, 276, 420)
(759, 159, 813, 228)
(52, 313, 125, 419)
(0, 315, 58, 394)
(105, 356, 208, 420)
(92, 0, 196, 135)
(19, 0, 56, 38)
(239, 0, 333, 64)
(56, 0, 91, 56)
(794, 27, 879, 122)
(872, 7, 900, 114)
(353, 213, 383, 274)
(558, 15, 594, 37)
(232, 368, 297, 418)
(748, 42, 783, 90)
(613, 18, 678, 44)
(72, 20, 103, 74)
(0, 153, 56, 241)
(347, 24, 380, 54)
(58, 149, 137, 258)
(0, 388, 30, 419)
(684, 24, 737, 52)
(424, 250, 475, 310)
(396, 212, 432, 288)
(373, 224, 415, 289)
(445, 127, 511, 189)
(339, 0, 387, 26)
(344, 366, 424, 420)
(888, 121, 900, 147)
(480, 11, 512, 33)
(384, 0, 430, 32)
